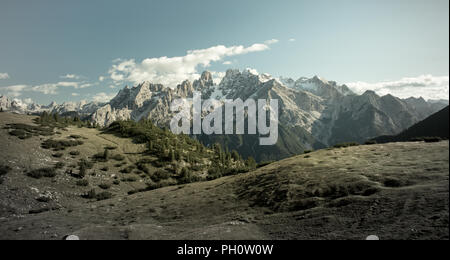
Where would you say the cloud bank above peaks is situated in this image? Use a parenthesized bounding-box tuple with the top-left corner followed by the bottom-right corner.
(346, 75, 449, 101)
(0, 73, 9, 80)
(0, 81, 95, 97)
(108, 40, 278, 87)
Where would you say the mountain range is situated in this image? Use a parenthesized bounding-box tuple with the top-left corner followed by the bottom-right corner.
(1, 70, 448, 161)
(0, 95, 103, 119)
(373, 106, 449, 143)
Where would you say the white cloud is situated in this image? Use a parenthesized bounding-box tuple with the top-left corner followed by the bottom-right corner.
(223, 61, 232, 65)
(245, 68, 259, 75)
(0, 85, 29, 97)
(71, 93, 80, 96)
(289, 38, 296, 42)
(99, 76, 105, 82)
(108, 41, 278, 87)
(0, 73, 9, 80)
(23, 98, 33, 104)
(92, 92, 116, 102)
(56, 81, 94, 89)
(60, 74, 82, 80)
(346, 75, 449, 100)
(1, 80, 94, 96)
(79, 83, 94, 89)
(264, 39, 279, 45)
(56, 81, 80, 88)
(31, 84, 59, 95)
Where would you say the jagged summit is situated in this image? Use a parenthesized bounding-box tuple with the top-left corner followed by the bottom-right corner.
(362, 90, 379, 97)
(279, 75, 355, 98)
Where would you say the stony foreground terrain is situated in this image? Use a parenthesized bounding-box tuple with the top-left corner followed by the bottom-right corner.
(0, 113, 448, 240)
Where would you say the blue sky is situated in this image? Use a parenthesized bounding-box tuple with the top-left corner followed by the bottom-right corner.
(0, 0, 448, 104)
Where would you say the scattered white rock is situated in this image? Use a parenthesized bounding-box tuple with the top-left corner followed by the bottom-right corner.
(366, 235, 380, 240)
(14, 227, 23, 232)
(65, 235, 80, 240)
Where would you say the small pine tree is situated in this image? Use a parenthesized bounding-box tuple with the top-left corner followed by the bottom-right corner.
(79, 164, 86, 178)
(180, 167, 192, 183)
(53, 113, 60, 123)
(170, 150, 175, 162)
(198, 143, 204, 153)
(175, 149, 181, 161)
(161, 143, 168, 157)
(103, 149, 110, 160)
(246, 157, 257, 170)
(148, 141, 154, 151)
(187, 153, 192, 164)
(231, 150, 240, 161)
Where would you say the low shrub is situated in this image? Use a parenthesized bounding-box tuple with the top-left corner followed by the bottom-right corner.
(151, 169, 171, 182)
(81, 189, 97, 199)
(383, 177, 402, 187)
(69, 151, 81, 156)
(423, 137, 442, 143)
(128, 189, 139, 195)
(78, 159, 94, 170)
(146, 178, 178, 191)
(178, 168, 200, 184)
(36, 196, 51, 203)
(81, 189, 112, 200)
(76, 179, 89, 186)
(207, 167, 223, 180)
(257, 161, 275, 168)
(120, 165, 136, 174)
(6, 123, 54, 139)
(27, 168, 57, 179)
(99, 183, 112, 190)
(52, 153, 64, 158)
(55, 162, 65, 169)
(0, 165, 12, 176)
(96, 192, 112, 201)
(42, 139, 83, 150)
(9, 129, 32, 139)
(122, 176, 138, 182)
(111, 154, 125, 161)
(93, 149, 110, 162)
(333, 142, 360, 148)
(136, 161, 150, 174)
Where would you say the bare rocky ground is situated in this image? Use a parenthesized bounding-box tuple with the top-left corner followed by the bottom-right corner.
(0, 112, 448, 240)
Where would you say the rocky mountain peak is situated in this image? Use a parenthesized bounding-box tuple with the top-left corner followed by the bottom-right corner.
(193, 71, 214, 92)
(177, 80, 194, 97)
(200, 71, 213, 82)
(362, 90, 379, 97)
(311, 75, 322, 81)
